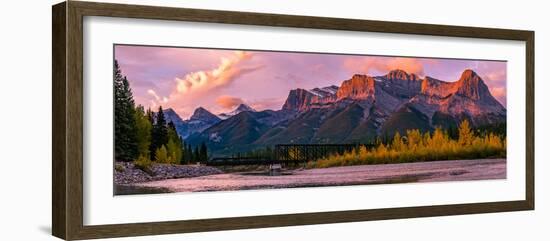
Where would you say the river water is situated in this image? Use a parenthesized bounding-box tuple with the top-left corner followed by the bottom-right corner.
(124, 158, 505, 193)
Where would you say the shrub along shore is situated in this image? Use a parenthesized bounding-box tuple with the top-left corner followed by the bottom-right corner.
(310, 120, 506, 168)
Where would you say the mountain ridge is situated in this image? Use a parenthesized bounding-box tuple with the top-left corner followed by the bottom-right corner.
(168, 69, 505, 155)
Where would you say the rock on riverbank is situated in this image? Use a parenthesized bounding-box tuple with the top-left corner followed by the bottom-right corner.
(114, 162, 223, 185)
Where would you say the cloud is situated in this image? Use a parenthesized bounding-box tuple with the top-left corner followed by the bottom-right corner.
(249, 97, 286, 111)
(147, 89, 161, 101)
(147, 89, 167, 105)
(175, 51, 259, 94)
(482, 69, 506, 84)
(344, 56, 429, 76)
(490, 87, 506, 98)
(145, 51, 262, 115)
(489, 86, 506, 106)
(216, 95, 244, 109)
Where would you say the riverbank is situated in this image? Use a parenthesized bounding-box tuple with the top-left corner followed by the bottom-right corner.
(121, 158, 505, 194)
(114, 161, 223, 185)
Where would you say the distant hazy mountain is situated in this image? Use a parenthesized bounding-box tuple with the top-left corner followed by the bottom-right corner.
(163, 108, 185, 125)
(161, 107, 221, 139)
(218, 104, 256, 119)
(189, 107, 221, 124)
(180, 69, 505, 155)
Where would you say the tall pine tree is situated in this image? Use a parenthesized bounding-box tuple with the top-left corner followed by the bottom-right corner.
(179, 137, 185, 164)
(114, 60, 138, 161)
(146, 107, 154, 124)
(150, 106, 168, 160)
(166, 121, 183, 163)
(193, 146, 200, 163)
(184, 143, 193, 164)
(199, 142, 208, 162)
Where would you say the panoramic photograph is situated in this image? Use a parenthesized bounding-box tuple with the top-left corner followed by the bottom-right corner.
(113, 44, 507, 195)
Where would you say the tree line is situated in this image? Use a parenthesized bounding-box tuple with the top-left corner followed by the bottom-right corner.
(114, 60, 207, 166)
(312, 119, 506, 168)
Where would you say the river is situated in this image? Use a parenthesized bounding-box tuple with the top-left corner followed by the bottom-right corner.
(119, 158, 505, 194)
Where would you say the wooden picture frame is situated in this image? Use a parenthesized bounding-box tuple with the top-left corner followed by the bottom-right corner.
(52, 1, 534, 240)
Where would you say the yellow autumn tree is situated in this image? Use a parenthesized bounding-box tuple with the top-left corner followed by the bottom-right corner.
(155, 145, 172, 163)
(406, 129, 422, 149)
(391, 132, 404, 151)
(458, 119, 475, 146)
(428, 127, 447, 148)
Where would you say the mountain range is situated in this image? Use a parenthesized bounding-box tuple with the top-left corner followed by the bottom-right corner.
(163, 107, 221, 139)
(167, 69, 505, 155)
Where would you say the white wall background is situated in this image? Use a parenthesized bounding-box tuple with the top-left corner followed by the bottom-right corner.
(0, 0, 547, 240)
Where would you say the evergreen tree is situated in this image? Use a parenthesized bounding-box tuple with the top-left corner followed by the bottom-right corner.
(188, 145, 194, 163)
(166, 122, 183, 164)
(114, 60, 138, 161)
(180, 142, 189, 165)
(146, 107, 154, 124)
(181, 142, 187, 164)
(447, 125, 459, 140)
(185, 144, 193, 164)
(167, 121, 180, 145)
(193, 146, 200, 163)
(150, 106, 168, 160)
(199, 142, 208, 162)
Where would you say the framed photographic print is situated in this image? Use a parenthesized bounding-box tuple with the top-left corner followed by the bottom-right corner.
(52, 1, 534, 240)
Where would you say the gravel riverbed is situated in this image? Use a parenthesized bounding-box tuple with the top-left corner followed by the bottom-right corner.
(114, 162, 223, 185)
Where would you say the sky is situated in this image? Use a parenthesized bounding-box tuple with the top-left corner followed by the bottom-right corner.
(115, 45, 507, 119)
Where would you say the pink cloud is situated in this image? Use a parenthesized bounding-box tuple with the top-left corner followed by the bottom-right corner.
(147, 89, 166, 103)
(489, 87, 506, 106)
(249, 98, 286, 111)
(175, 51, 259, 94)
(145, 51, 263, 117)
(344, 56, 429, 76)
(216, 95, 244, 109)
(481, 68, 506, 84)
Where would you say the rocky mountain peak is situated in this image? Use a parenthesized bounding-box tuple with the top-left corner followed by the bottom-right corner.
(282, 88, 315, 111)
(190, 107, 221, 123)
(163, 107, 176, 116)
(455, 69, 489, 100)
(336, 74, 375, 100)
(384, 69, 419, 81)
(163, 108, 184, 124)
(235, 104, 255, 113)
(219, 103, 257, 119)
(459, 69, 480, 80)
(282, 84, 341, 111)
